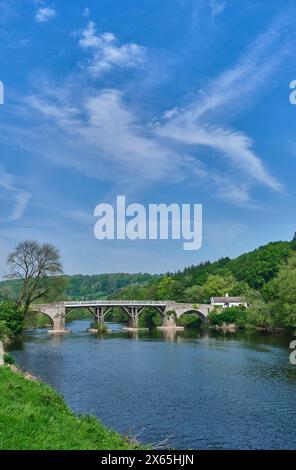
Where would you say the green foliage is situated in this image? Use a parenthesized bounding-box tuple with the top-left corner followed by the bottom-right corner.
(208, 307, 247, 326)
(6, 241, 63, 314)
(227, 241, 292, 289)
(0, 321, 11, 342)
(0, 366, 145, 450)
(65, 273, 158, 300)
(182, 274, 247, 304)
(24, 312, 51, 329)
(116, 237, 296, 330)
(237, 289, 272, 328)
(139, 309, 162, 328)
(156, 275, 184, 300)
(177, 314, 202, 328)
(0, 273, 159, 303)
(91, 322, 109, 333)
(0, 300, 24, 337)
(105, 307, 128, 323)
(266, 252, 296, 327)
(1, 236, 295, 331)
(4, 353, 16, 365)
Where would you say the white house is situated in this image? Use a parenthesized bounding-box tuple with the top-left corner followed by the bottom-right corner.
(210, 293, 247, 309)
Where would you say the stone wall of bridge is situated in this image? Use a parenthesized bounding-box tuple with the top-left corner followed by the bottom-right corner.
(33, 300, 214, 333)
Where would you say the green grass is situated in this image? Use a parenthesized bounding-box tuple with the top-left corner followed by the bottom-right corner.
(0, 366, 144, 450)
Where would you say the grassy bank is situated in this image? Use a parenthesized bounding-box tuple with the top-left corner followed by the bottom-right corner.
(0, 365, 144, 450)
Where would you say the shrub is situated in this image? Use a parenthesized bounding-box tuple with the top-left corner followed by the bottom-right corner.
(177, 314, 202, 328)
(209, 306, 247, 326)
(4, 353, 16, 365)
(0, 300, 24, 337)
(0, 320, 12, 341)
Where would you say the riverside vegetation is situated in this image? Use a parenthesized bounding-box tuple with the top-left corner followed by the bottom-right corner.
(0, 366, 144, 450)
(109, 235, 296, 330)
(0, 236, 296, 450)
(1, 235, 296, 337)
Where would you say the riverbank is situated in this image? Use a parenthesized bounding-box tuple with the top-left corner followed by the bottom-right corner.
(0, 365, 145, 450)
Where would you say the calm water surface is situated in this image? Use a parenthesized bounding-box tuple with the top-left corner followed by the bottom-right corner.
(8, 320, 296, 449)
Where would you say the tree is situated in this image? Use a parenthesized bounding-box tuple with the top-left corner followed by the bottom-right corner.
(195, 274, 236, 303)
(157, 276, 176, 300)
(0, 300, 24, 337)
(7, 241, 63, 314)
(270, 252, 296, 327)
(228, 241, 292, 289)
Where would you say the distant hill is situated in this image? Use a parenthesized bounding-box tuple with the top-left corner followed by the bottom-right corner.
(0, 237, 294, 304)
(226, 241, 292, 289)
(115, 238, 295, 302)
(0, 272, 159, 301)
(178, 240, 292, 288)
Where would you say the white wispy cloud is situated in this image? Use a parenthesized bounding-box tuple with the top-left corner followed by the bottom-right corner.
(153, 14, 296, 201)
(35, 5, 56, 23)
(79, 21, 146, 76)
(2, 13, 294, 208)
(209, 0, 227, 16)
(0, 165, 31, 222)
(23, 87, 188, 185)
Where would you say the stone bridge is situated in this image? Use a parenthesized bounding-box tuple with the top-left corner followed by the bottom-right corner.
(34, 300, 214, 333)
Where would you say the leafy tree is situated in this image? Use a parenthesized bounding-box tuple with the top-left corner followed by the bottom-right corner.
(244, 289, 272, 328)
(208, 307, 247, 326)
(0, 321, 11, 342)
(0, 300, 24, 336)
(195, 274, 236, 303)
(177, 314, 202, 328)
(227, 241, 292, 289)
(269, 252, 296, 327)
(183, 285, 203, 303)
(6, 241, 63, 314)
(139, 308, 162, 328)
(157, 276, 178, 300)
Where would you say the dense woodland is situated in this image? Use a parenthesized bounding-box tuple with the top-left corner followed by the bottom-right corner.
(1, 235, 296, 340)
(111, 236, 296, 329)
(0, 272, 158, 302)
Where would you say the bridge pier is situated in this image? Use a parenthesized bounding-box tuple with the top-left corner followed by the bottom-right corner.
(36, 303, 69, 334)
(158, 311, 184, 331)
(52, 315, 66, 332)
(93, 306, 110, 329)
(127, 307, 140, 329)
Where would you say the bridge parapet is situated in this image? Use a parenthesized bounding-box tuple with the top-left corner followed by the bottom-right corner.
(64, 300, 167, 308)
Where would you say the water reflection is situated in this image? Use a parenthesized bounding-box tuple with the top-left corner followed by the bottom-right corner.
(8, 320, 296, 450)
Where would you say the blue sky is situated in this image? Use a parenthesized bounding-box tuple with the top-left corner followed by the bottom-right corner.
(0, 0, 296, 276)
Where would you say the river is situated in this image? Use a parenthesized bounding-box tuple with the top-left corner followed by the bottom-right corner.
(7, 320, 296, 449)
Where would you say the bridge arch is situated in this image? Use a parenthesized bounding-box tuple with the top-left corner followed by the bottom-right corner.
(35, 309, 54, 326)
(176, 308, 208, 323)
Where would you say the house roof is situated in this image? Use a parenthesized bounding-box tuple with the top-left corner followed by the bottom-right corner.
(211, 296, 243, 303)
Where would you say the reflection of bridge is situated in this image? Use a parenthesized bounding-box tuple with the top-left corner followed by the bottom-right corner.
(34, 300, 213, 333)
